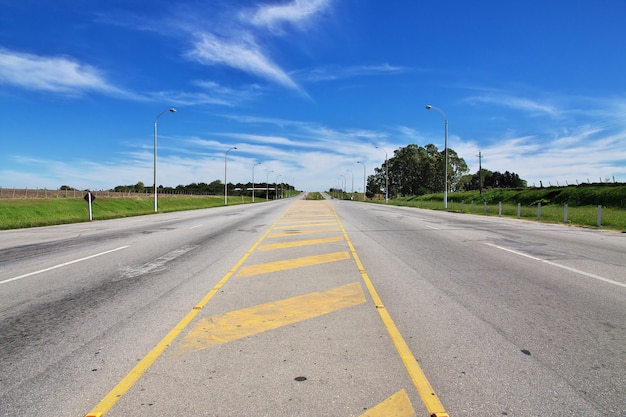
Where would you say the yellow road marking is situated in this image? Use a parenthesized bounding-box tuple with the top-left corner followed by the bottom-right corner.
(83, 206, 290, 417)
(359, 390, 416, 417)
(236, 251, 350, 278)
(269, 227, 341, 238)
(258, 235, 344, 251)
(273, 222, 338, 229)
(331, 206, 449, 417)
(176, 282, 366, 354)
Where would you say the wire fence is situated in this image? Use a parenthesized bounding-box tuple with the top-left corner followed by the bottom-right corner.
(0, 188, 216, 199)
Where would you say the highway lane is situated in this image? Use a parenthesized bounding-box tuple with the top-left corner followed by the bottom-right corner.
(0, 200, 295, 416)
(0, 197, 624, 416)
(333, 200, 626, 416)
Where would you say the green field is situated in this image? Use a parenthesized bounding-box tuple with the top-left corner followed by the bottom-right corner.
(0, 195, 258, 230)
(2, 185, 625, 232)
(354, 185, 626, 232)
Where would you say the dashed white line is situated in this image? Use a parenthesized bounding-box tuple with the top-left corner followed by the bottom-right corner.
(0, 245, 130, 285)
(484, 242, 626, 288)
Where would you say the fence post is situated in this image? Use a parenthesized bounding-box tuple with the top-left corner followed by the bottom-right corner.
(517, 203, 521, 218)
(537, 202, 541, 220)
(564, 204, 568, 223)
(597, 205, 602, 227)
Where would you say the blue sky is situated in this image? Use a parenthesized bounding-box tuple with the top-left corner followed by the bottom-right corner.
(1, 0, 625, 193)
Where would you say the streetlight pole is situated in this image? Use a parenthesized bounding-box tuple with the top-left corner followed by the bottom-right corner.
(375, 146, 388, 203)
(339, 174, 346, 199)
(275, 174, 282, 200)
(357, 161, 366, 200)
(265, 170, 273, 201)
(224, 146, 237, 205)
(153, 108, 176, 212)
(346, 169, 354, 199)
(425, 104, 448, 208)
(252, 162, 261, 202)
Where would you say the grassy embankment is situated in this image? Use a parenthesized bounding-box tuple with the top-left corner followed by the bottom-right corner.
(349, 185, 626, 232)
(0, 195, 257, 230)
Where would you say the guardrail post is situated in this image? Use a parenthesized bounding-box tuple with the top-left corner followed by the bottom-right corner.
(537, 202, 541, 220)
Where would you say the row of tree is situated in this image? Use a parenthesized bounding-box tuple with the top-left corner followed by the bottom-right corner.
(112, 180, 294, 197)
(363, 144, 526, 198)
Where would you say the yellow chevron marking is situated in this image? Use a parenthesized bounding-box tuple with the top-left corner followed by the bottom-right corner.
(358, 390, 416, 417)
(258, 235, 344, 251)
(273, 222, 338, 229)
(269, 228, 341, 238)
(236, 251, 350, 278)
(175, 282, 366, 354)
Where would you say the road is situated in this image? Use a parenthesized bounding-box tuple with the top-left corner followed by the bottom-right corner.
(1, 196, 624, 416)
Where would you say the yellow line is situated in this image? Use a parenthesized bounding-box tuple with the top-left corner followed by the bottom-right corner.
(273, 222, 338, 229)
(358, 389, 416, 417)
(176, 282, 366, 354)
(332, 206, 449, 417)
(83, 208, 288, 417)
(258, 235, 344, 251)
(269, 227, 341, 238)
(236, 251, 350, 277)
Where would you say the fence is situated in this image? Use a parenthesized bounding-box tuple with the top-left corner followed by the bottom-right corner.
(0, 188, 216, 199)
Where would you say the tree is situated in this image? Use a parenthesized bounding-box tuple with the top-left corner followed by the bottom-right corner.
(371, 144, 469, 197)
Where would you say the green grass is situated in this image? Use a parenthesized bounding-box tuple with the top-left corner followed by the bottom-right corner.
(304, 192, 326, 200)
(365, 185, 626, 232)
(0, 195, 259, 230)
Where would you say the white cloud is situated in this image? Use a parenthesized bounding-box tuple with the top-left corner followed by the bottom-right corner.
(187, 33, 304, 93)
(0, 48, 129, 97)
(247, 0, 331, 30)
(296, 63, 408, 82)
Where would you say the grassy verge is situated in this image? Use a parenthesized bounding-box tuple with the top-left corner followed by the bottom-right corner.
(0, 195, 260, 230)
(369, 188, 626, 232)
(304, 192, 326, 200)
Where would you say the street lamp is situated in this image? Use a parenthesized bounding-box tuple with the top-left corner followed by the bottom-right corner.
(346, 169, 354, 199)
(153, 108, 176, 212)
(224, 146, 237, 205)
(356, 161, 366, 200)
(265, 170, 273, 201)
(339, 174, 346, 199)
(275, 174, 282, 200)
(252, 162, 261, 202)
(425, 104, 448, 208)
(375, 146, 388, 203)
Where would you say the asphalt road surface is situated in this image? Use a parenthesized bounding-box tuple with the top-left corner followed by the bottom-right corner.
(1, 195, 624, 416)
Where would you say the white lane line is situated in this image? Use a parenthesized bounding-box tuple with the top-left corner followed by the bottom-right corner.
(0, 246, 130, 285)
(484, 242, 626, 288)
(189, 224, 203, 230)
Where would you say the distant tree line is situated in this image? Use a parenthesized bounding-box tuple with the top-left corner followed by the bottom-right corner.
(361, 144, 526, 198)
(111, 180, 294, 198)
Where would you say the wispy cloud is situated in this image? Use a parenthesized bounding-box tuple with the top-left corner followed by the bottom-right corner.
(0, 48, 131, 98)
(295, 63, 408, 82)
(464, 93, 560, 117)
(246, 0, 332, 30)
(187, 32, 304, 94)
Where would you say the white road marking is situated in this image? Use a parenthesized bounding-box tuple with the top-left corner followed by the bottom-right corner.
(189, 224, 203, 230)
(484, 242, 626, 288)
(0, 246, 130, 285)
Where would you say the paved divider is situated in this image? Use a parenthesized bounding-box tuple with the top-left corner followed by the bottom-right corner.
(85, 200, 447, 417)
